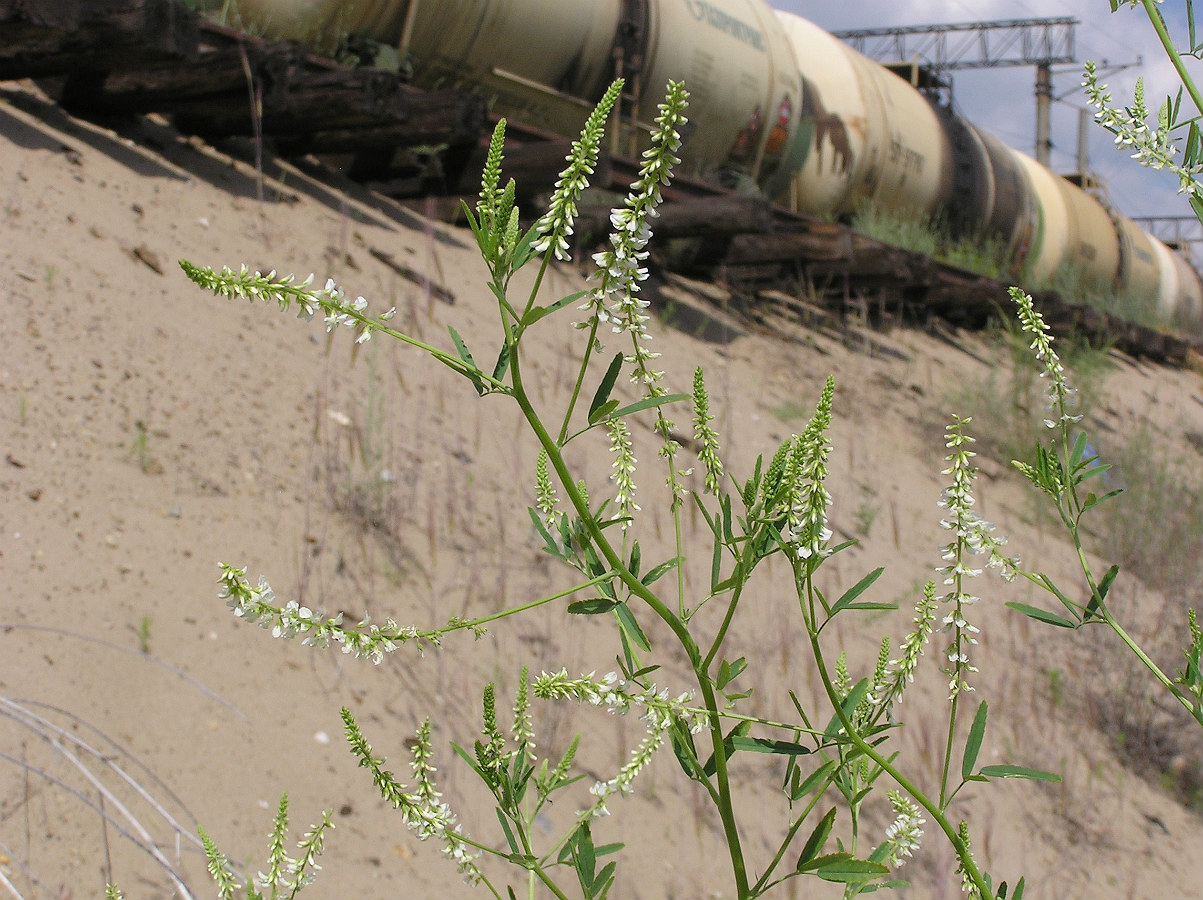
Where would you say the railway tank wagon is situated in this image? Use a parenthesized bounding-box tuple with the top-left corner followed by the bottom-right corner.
(229, 0, 1203, 341)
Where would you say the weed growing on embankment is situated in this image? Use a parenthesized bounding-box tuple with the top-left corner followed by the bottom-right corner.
(160, 75, 1203, 900)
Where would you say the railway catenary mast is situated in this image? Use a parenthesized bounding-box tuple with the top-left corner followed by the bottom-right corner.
(230, 0, 1203, 340)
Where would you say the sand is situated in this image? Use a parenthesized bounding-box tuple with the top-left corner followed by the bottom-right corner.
(2, 78, 1202, 899)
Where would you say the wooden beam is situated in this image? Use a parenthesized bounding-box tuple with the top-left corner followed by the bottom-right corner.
(272, 89, 486, 153)
(0, 0, 198, 79)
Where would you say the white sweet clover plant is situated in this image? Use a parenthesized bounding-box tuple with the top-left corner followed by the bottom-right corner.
(1085, 0, 1203, 220)
(178, 72, 1202, 900)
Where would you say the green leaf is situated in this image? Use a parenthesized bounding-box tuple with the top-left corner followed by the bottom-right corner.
(710, 527, 723, 592)
(795, 807, 837, 871)
(447, 326, 484, 395)
(568, 598, 620, 615)
(582, 542, 609, 581)
(827, 538, 858, 556)
(791, 759, 836, 801)
(859, 880, 911, 894)
(528, 508, 562, 557)
(510, 222, 543, 271)
(449, 741, 488, 779)
(1005, 602, 1077, 628)
(641, 557, 680, 587)
(1088, 564, 1120, 617)
(593, 860, 617, 898)
(711, 575, 739, 595)
(1187, 120, 1201, 164)
(521, 290, 591, 328)
(1076, 462, 1111, 485)
(978, 765, 1061, 782)
(1036, 573, 1078, 616)
(1190, 193, 1203, 226)
(491, 344, 511, 384)
(962, 700, 988, 780)
(797, 851, 851, 873)
(1068, 431, 1089, 470)
(574, 822, 597, 884)
(628, 541, 642, 579)
(716, 657, 747, 690)
(589, 399, 620, 425)
(838, 601, 898, 612)
(702, 722, 750, 777)
(829, 568, 886, 615)
(841, 678, 871, 718)
(607, 393, 689, 421)
(1081, 488, 1123, 512)
(835, 571, 885, 612)
(815, 858, 890, 883)
(496, 809, 520, 855)
(729, 735, 810, 756)
(614, 602, 652, 652)
(461, 200, 485, 248)
(589, 354, 624, 424)
(670, 725, 704, 781)
(693, 493, 720, 537)
(823, 679, 871, 739)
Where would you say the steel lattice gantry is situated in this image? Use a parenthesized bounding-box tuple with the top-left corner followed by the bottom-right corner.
(833, 18, 1078, 166)
(832, 17, 1076, 71)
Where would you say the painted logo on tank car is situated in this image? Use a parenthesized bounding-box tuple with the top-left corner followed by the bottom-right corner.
(683, 0, 766, 51)
(887, 137, 924, 175)
(803, 80, 853, 174)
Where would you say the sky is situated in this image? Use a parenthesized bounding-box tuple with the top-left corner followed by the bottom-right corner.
(773, 0, 1201, 249)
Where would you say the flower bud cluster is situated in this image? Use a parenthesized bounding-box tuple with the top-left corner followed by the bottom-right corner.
(583, 81, 689, 391)
(883, 790, 925, 867)
(607, 418, 640, 527)
(874, 582, 938, 714)
(779, 376, 835, 562)
(534, 669, 704, 734)
(534, 669, 702, 819)
(217, 564, 436, 663)
(1084, 61, 1203, 202)
(532, 80, 624, 261)
(180, 261, 394, 345)
(935, 417, 1018, 699)
(692, 367, 724, 494)
(1008, 287, 1081, 430)
(343, 711, 482, 883)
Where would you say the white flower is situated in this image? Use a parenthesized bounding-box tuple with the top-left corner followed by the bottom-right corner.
(884, 790, 925, 867)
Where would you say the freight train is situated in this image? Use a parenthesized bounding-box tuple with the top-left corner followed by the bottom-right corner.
(228, 0, 1203, 340)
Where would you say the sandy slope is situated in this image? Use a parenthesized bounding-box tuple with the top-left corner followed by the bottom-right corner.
(1, 79, 1201, 899)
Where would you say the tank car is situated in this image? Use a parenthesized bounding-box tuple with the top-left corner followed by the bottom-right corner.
(227, 0, 1203, 341)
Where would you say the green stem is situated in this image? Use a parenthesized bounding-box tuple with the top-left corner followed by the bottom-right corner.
(1141, 0, 1203, 118)
(1054, 431, 1196, 721)
(531, 859, 571, 900)
(510, 347, 751, 899)
(452, 571, 618, 632)
(701, 555, 752, 671)
(939, 692, 960, 811)
(557, 317, 601, 445)
(521, 253, 554, 323)
(1103, 605, 1203, 724)
(750, 787, 827, 895)
(807, 624, 993, 900)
